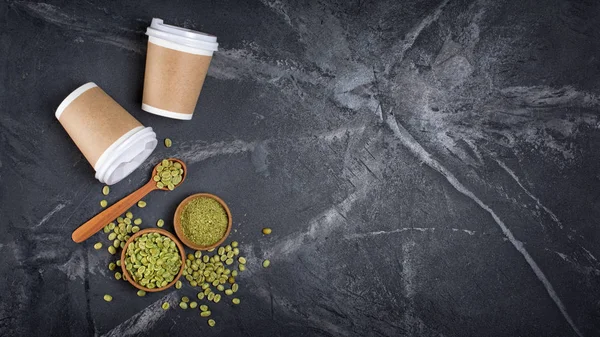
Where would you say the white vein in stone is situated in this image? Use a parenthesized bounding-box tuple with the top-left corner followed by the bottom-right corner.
(35, 203, 67, 227)
(101, 292, 178, 337)
(386, 116, 583, 337)
(494, 158, 563, 229)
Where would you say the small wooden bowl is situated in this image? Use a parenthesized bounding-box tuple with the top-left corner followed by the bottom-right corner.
(173, 193, 232, 251)
(120, 228, 186, 292)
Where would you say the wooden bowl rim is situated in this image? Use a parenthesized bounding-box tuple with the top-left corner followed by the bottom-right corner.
(173, 193, 232, 251)
(120, 228, 186, 292)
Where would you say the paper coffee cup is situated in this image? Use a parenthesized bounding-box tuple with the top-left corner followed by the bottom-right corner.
(142, 18, 219, 120)
(56, 83, 158, 185)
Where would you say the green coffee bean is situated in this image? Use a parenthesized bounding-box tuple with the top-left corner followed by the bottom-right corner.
(167, 183, 175, 190)
(164, 138, 172, 148)
(175, 280, 182, 289)
(100, 200, 108, 208)
(208, 319, 216, 327)
(115, 272, 122, 280)
(218, 247, 225, 255)
(228, 276, 235, 284)
(212, 280, 219, 287)
(113, 239, 120, 248)
(207, 292, 214, 301)
(238, 257, 246, 264)
(132, 226, 140, 233)
(203, 255, 209, 263)
(162, 302, 170, 310)
(232, 298, 240, 305)
(134, 218, 142, 225)
(189, 301, 197, 309)
(225, 289, 233, 295)
(108, 246, 116, 255)
(137, 200, 147, 208)
(197, 292, 205, 300)
(137, 290, 146, 297)
(220, 255, 227, 262)
(239, 264, 246, 272)
(232, 283, 239, 292)
(225, 258, 233, 265)
(182, 296, 189, 303)
(116, 260, 121, 267)
(231, 270, 238, 277)
(156, 219, 164, 227)
(216, 284, 224, 291)
(102, 186, 110, 195)
(94, 242, 102, 250)
(263, 260, 270, 268)
(108, 262, 116, 271)
(226, 251, 234, 259)
(108, 222, 116, 230)
(233, 248, 240, 256)
(213, 294, 221, 303)
(201, 311, 212, 317)
(202, 283, 210, 290)
(103, 226, 110, 233)
(231, 241, 238, 248)
(178, 302, 188, 309)
(120, 242, 125, 249)
(262, 228, 272, 235)
(117, 217, 124, 224)
(104, 294, 113, 302)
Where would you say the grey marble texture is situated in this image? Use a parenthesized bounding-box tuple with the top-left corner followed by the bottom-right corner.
(1, 0, 600, 336)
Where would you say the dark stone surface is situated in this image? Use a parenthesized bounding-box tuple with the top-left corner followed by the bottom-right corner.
(1, 0, 600, 336)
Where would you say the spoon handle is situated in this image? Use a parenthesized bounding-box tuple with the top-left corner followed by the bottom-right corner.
(71, 181, 157, 243)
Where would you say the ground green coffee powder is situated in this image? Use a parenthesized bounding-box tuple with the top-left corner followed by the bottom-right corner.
(180, 197, 228, 246)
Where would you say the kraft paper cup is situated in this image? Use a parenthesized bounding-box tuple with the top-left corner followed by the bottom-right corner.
(142, 18, 218, 120)
(56, 82, 158, 185)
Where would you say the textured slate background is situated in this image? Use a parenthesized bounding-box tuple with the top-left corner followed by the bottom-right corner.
(1, 0, 600, 336)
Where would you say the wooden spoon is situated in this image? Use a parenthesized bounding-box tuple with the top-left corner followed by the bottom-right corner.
(71, 158, 187, 243)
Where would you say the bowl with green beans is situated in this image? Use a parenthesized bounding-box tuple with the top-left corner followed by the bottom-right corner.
(120, 228, 186, 292)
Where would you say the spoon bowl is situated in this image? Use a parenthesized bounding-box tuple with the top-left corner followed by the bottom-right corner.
(152, 158, 187, 191)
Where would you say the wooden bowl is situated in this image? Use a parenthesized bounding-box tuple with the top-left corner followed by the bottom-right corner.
(173, 193, 232, 251)
(120, 228, 186, 292)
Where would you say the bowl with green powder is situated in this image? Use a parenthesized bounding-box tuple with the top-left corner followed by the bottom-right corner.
(120, 228, 186, 292)
(174, 193, 232, 250)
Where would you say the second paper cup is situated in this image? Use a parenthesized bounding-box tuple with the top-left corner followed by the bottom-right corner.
(56, 82, 158, 185)
(141, 18, 219, 120)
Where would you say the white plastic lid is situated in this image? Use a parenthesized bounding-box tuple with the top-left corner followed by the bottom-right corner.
(146, 18, 218, 52)
(95, 126, 157, 185)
